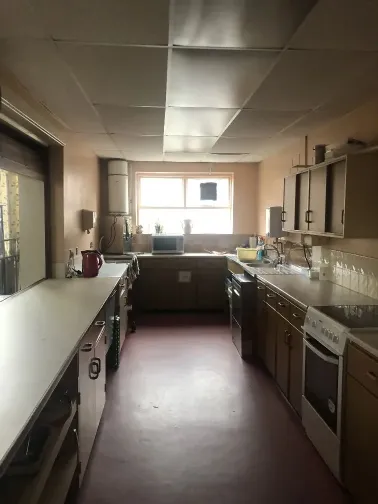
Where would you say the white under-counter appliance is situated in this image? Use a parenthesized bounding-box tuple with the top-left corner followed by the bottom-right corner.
(151, 234, 184, 255)
(302, 304, 378, 481)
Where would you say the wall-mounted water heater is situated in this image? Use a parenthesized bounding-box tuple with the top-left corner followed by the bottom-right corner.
(108, 159, 129, 215)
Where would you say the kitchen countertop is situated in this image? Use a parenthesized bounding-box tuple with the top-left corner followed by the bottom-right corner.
(0, 262, 127, 471)
(137, 253, 226, 258)
(348, 331, 378, 359)
(227, 254, 378, 310)
(257, 274, 378, 311)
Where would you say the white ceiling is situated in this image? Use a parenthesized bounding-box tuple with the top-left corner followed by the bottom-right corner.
(0, 0, 378, 162)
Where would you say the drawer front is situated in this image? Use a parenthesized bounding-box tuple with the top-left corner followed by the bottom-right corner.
(265, 287, 277, 309)
(290, 305, 306, 331)
(256, 281, 266, 302)
(276, 293, 290, 320)
(347, 343, 378, 398)
(198, 258, 227, 269)
(140, 258, 196, 270)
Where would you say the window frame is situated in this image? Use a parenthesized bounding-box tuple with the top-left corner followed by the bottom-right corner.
(135, 172, 234, 234)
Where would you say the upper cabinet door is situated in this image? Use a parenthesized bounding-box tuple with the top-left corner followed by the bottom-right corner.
(298, 171, 309, 231)
(326, 161, 346, 236)
(282, 175, 297, 231)
(308, 166, 327, 233)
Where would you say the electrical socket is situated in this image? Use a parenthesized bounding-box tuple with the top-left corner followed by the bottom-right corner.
(90, 241, 93, 249)
(75, 247, 79, 255)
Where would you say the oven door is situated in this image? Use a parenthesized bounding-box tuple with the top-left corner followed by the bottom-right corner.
(303, 334, 340, 435)
(231, 280, 242, 327)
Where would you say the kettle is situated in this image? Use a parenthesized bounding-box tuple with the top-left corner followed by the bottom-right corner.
(81, 250, 103, 278)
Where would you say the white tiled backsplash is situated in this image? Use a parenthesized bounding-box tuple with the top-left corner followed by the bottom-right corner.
(320, 249, 378, 300)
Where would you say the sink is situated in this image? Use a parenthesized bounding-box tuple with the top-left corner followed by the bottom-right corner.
(243, 261, 273, 267)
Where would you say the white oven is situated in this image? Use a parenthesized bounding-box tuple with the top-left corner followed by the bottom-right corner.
(302, 307, 347, 481)
(151, 234, 184, 255)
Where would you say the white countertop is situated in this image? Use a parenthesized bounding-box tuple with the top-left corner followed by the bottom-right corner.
(0, 264, 126, 470)
(97, 262, 129, 277)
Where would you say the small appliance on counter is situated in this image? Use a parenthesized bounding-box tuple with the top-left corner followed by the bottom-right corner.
(81, 250, 103, 277)
(151, 234, 184, 255)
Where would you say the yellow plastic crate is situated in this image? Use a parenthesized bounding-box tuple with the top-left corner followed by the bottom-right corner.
(236, 247, 258, 261)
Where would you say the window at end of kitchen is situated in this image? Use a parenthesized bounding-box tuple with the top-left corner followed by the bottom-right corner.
(136, 174, 233, 234)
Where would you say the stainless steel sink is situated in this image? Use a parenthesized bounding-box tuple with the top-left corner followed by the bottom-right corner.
(243, 260, 272, 267)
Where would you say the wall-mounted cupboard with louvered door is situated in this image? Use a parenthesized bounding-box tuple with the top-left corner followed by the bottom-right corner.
(281, 151, 378, 238)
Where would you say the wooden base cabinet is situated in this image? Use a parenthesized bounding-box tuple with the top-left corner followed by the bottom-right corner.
(78, 317, 107, 482)
(264, 303, 277, 377)
(288, 327, 303, 416)
(276, 316, 290, 396)
(343, 345, 378, 503)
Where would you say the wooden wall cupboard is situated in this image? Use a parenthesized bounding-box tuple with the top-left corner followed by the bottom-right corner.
(134, 257, 227, 311)
(282, 151, 378, 238)
(343, 343, 378, 503)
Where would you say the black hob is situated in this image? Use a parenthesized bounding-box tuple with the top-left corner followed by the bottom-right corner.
(315, 305, 378, 329)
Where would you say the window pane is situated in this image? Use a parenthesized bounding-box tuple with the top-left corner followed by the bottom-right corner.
(139, 208, 232, 234)
(139, 177, 184, 207)
(139, 208, 185, 234)
(185, 209, 232, 234)
(186, 178, 230, 207)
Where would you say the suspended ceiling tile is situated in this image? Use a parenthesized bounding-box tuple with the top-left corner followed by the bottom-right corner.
(290, 0, 378, 50)
(112, 135, 163, 153)
(164, 107, 238, 136)
(171, 0, 317, 49)
(0, 0, 47, 38)
(167, 49, 279, 108)
(258, 136, 299, 157)
(0, 39, 105, 133)
(32, 0, 170, 45)
(58, 44, 168, 107)
(203, 153, 247, 163)
(212, 137, 268, 154)
(224, 109, 306, 137)
(95, 149, 124, 158)
(246, 50, 378, 111)
(95, 105, 165, 135)
(164, 136, 217, 153)
(163, 152, 207, 162)
(122, 151, 164, 162)
(72, 133, 118, 150)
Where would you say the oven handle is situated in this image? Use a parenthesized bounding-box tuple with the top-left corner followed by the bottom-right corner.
(304, 338, 339, 365)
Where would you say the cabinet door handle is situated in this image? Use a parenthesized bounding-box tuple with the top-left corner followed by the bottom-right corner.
(307, 210, 313, 224)
(267, 293, 276, 299)
(95, 321, 106, 326)
(304, 210, 308, 223)
(89, 358, 100, 380)
(278, 301, 286, 307)
(366, 371, 377, 381)
(81, 343, 93, 352)
(281, 210, 286, 223)
(257, 286, 265, 291)
(292, 313, 301, 319)
(341, 209, 345, 225)
(94, 357, 101, 374)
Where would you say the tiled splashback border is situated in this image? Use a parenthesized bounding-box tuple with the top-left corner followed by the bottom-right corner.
(321, 249, 378, 300)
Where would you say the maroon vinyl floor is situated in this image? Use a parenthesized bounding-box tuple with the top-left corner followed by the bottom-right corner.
(79, 313, 350, 504)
